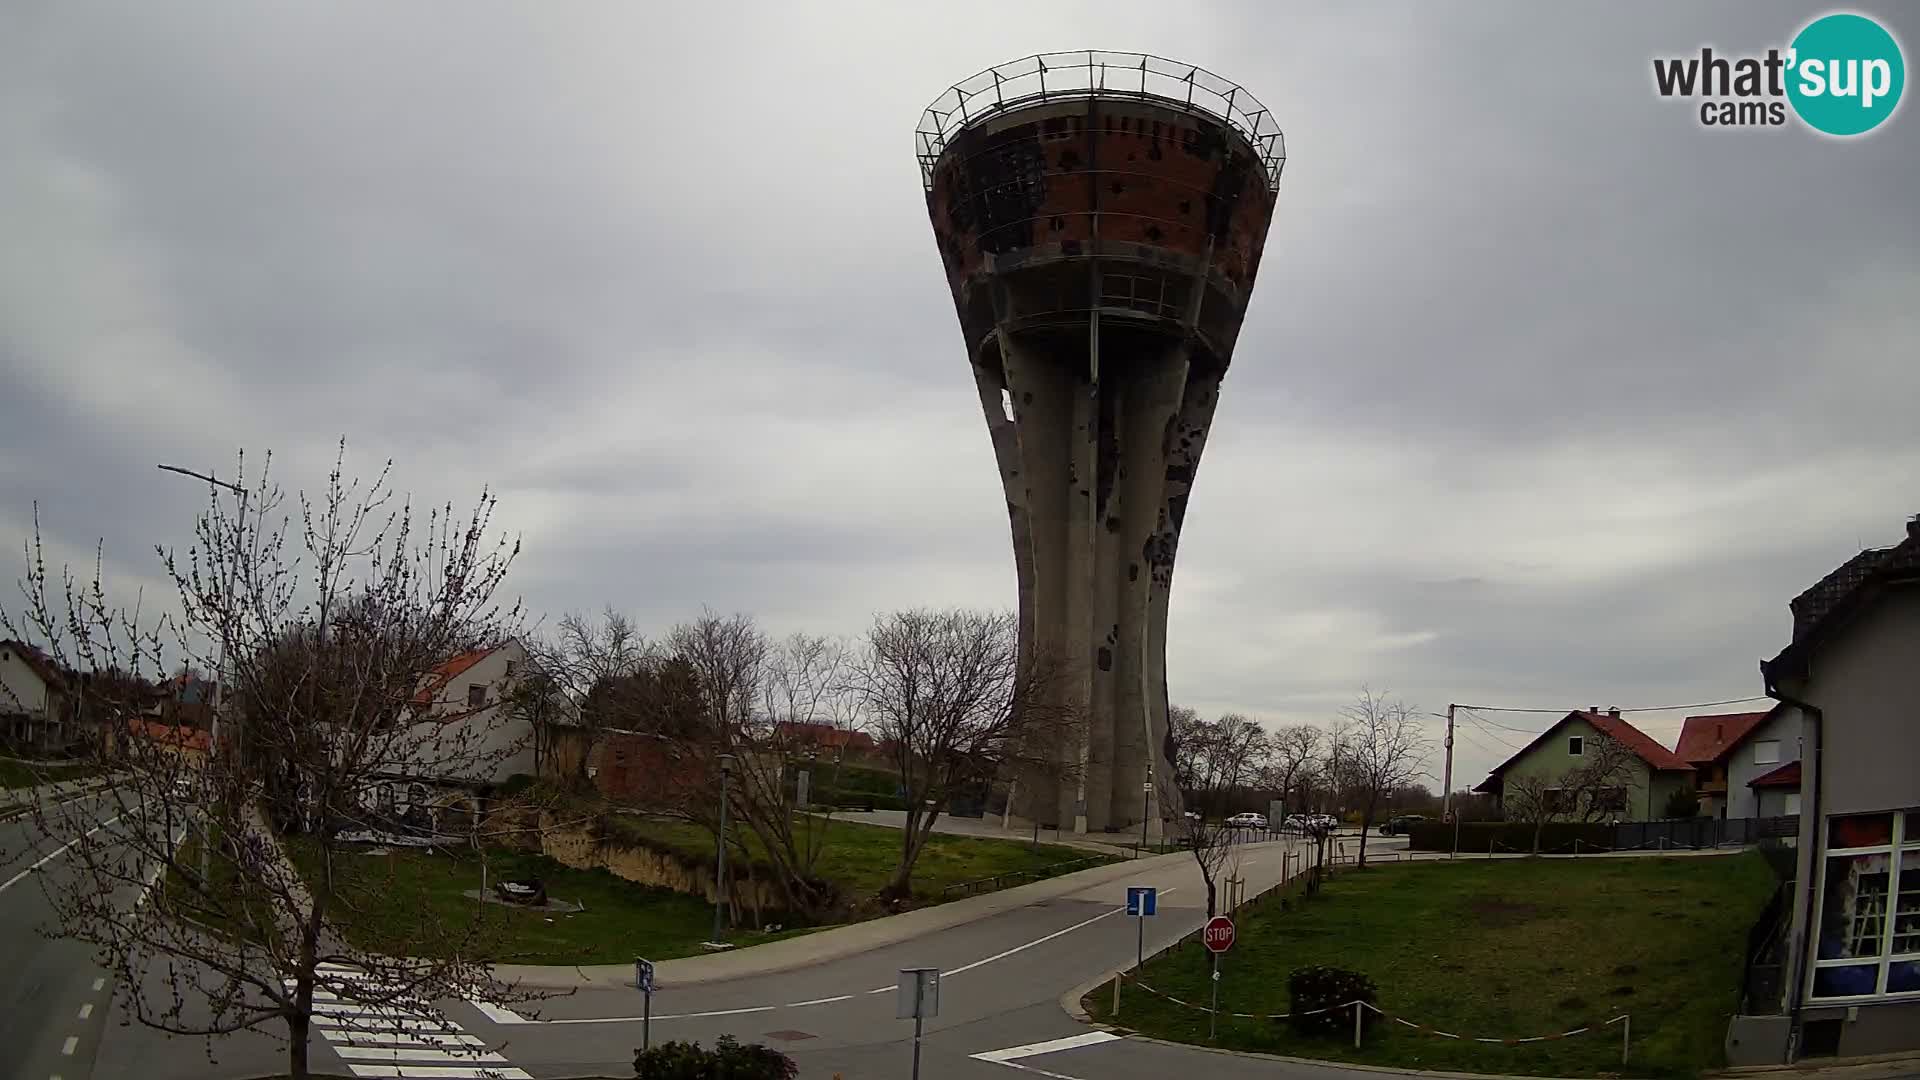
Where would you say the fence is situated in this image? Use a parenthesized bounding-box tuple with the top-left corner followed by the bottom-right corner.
(1739, 880, 1794, 1015)
(1414, 816, 1799, 855)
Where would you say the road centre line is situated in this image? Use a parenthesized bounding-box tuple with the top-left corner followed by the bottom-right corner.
(486, 884, 1184, 1026)
(0, 815, 123, 895)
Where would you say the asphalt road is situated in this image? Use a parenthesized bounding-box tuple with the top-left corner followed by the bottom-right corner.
(40, 822, 1395, 1080)
(0, 787, 130, 1080)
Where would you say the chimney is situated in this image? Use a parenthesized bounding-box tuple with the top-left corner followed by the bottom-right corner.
(1608, 707, 1621, 718)
(1589, 705, 1600, 714)
(1716, 721, 1724, 741)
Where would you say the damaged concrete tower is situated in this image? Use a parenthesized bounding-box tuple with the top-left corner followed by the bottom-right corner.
(918, 52, 1284, 833)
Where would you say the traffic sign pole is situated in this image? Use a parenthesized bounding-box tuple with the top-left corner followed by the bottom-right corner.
(634, 957, 656, 1050)
(1209, 952, 1220, 1039)
(1136, 915, 1145, 971)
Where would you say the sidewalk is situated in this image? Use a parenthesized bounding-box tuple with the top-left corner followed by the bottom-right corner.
(0, 773, 117, 820)
(830, 809, 1146, 856)
(492, 842, 1257, 992)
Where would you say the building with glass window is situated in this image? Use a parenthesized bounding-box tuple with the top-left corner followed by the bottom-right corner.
(1752, 513, 1920, 1061)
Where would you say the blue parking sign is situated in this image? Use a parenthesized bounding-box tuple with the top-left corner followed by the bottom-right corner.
(1126, 886, 1157, 917)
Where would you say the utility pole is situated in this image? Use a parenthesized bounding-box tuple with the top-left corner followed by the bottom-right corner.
(158, 464, 248, 887)
(709, 754, 736, 946)
(1440, 704, 1457, 825)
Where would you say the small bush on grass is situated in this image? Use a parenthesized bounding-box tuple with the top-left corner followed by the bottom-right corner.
(1287, 965, 1378, 1036)
(633, 1035, 797, 1079)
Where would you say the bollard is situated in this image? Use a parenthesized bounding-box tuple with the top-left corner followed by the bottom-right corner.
(1353, 1001, 1364, 1048)
(1112, 971, 1122, 1017)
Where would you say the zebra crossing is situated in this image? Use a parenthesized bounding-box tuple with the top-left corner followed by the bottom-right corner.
(294, 964, 529, 1079)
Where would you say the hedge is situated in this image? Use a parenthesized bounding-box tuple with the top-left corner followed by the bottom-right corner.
(1406, 820, 1612, 853)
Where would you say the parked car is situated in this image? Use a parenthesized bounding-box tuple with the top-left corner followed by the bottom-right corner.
(1225, 812, 1267, 830)
(1312, 813, 1339, 831)
(1377, 814, 1427, 835)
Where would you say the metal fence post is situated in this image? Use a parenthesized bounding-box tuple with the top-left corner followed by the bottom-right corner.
(1353, 1001, 1364, 1048)
(1112, 971, 1122, 1017)
(1622, 1015, 1631, 1064)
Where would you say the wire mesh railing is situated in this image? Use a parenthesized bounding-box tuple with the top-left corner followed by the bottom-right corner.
(916, 50, 1285, 191)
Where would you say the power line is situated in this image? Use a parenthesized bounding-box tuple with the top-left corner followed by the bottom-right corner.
(1461, 714, 1526, 751)
(1452, 695, 1769, 716)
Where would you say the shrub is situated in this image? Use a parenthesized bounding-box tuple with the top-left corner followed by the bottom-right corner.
(494, 773, 537, 798)
(1407, 820, 1612, 853)
(1664, 786, 1701, 819)
(634, 1035, 798, 1079)
(1287, 965, 1378, 1036)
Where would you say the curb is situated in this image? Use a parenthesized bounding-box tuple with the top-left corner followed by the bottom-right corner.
(1714, 1052, 1920, 1079)
(495, 844, 1231, 991)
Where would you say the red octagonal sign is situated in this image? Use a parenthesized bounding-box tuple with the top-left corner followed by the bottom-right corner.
(1202, 915, 1235, 953)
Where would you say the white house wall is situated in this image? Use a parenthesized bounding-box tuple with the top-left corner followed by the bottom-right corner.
(1725, 705, 1802, 820)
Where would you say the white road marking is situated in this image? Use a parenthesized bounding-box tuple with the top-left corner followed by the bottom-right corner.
(0, 816, 123, 895)
(323, 1031, 486, 1049)
(972, 1030, 1122, 1062)
(785, 994, 854, 1007)
(465, 999, 527, 1024)
(865, 985, 896, 994)
(341, 1060, 529, 1068)
(76, 1004, 92, 1019)
(91, 979, 104, 992)
(134, 827, 186, 909)
(331, 1047, 508, 1062)
(60, 1036, 78, 1056)
(545, 1004, 776, 1025)
(292, 967, 523, 1076)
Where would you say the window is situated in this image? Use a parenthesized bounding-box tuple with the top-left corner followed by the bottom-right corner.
(1592, 787, 1629, 813)
(503, 660, 517, 677)
(1810, 810, 1920, 1000)
(1568, 736, 1584, 756)
(1753, 739, 1781, 765)
(1544, 788, 1571, 813)
(467, 684, 487, 708)
(1786, 793, 1802, 816)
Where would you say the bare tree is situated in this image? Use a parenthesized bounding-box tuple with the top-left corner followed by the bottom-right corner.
(1500, 772, 1562, 854)
(1166, 711, 1268, 916)
(516, 608, 647, 781)
(849, 609, 1078, 902)
(1339, 688, 1433, 868)
(1260, 724, 1324, 818)
(1, 445, 547, 1080)
(1494, 733, 1639, 853)
(1561, 735, 1639, 823)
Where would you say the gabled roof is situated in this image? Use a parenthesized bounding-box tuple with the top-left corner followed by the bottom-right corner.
(1, 640, 68, 693)
(1749, 760, 1801, 789)
(412, 646, 504, 706)
(1673, 709, 1775, 766)
(1766, 516, 1920, 683)
(1474, 709, 1692, 792)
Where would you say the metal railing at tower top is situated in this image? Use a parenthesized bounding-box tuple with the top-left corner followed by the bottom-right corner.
(916, 50, 1286, 192)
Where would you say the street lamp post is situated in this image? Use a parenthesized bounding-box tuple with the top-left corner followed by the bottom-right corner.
(157, 464, 249, 885)
(1140, 780, 1153, 855)
(710, 753, 736, 945)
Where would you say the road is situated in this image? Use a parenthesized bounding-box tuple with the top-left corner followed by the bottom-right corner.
(18, 814, 1394, 1079)
(0, 787, 130, 1080)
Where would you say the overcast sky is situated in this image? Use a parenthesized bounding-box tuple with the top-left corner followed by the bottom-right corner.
(4, 1, 1916, 789)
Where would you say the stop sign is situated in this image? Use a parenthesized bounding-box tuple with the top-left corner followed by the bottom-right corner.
(1202, 915, 1235, 953)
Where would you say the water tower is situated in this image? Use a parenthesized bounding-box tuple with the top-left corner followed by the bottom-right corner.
(918, 52, 1284, 833)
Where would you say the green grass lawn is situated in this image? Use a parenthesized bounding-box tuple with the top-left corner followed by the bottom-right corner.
(287, 840, 814, 966)
(0, 758, 98, 790)
(604, 813, 1108, 902)
(274, 811, 1110, 966)
(1087, 854, 1776, 1078)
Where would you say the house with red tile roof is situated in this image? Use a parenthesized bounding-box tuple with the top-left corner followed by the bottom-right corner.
(1472, 707, 1696, 822)
(1674, 705, 1799, 821)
